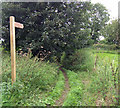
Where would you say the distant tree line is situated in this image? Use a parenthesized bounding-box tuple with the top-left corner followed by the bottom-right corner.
(101, 19, 119, 45)
(2, 2, 110, 61)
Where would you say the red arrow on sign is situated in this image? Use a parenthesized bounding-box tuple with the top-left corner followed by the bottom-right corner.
(14, 22, 24, 29)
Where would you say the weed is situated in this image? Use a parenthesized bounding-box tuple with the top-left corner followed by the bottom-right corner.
(2, 52, 62, 106)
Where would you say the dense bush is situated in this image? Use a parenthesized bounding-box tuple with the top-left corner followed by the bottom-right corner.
(92, 44, 119, 50)
(2, 53, 60, 106)
(61, 49, 94, 72)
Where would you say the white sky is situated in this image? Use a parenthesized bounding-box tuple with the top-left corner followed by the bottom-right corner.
(91, 0, 119, 20)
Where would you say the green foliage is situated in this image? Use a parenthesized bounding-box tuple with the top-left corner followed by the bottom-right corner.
(2, 2, 109, 60)
(1, 2, 88, 59)
(87, 39, 95, 46)
(63, 70, 83, 106)
(89, 3, 110, 43)
(2, 47, 119, 106)
(60, 51, 66, 65)
(80, 50, 118, 106)
(2, 52, 62, 106)
(63, 49, 118, 106)
(89, 53, 118, 105)
(99, 39, 107, 44)
(92, 44, 119, 50)
(101, 19, 119, 45)
(62, 49, 94, 72)
(45, 71, 65, 105)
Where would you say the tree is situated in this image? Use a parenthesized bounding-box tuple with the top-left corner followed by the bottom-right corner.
(2, 2, 91, 60)
(1, 2, 110, 61)
(101, 19, 118, 45)
(89, 3, 110, 43)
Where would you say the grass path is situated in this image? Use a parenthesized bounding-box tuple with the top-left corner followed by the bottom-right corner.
(55, 67, 70, 106)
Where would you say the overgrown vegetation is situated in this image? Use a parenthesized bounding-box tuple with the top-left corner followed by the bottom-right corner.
(61, 49, 94, 71)
(1, 1, 119, 107)
(2, 52, 65, 106)
(62, 48, 118, 106)
(1, 46, 119, 106)
(91, 44, 120, 50)
(89, 58, 118, 106)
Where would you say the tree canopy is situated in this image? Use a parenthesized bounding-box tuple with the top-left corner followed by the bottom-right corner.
(89, 3, 110, 43)
(101, 19, 118, 45)
(1, 2, 110, 60)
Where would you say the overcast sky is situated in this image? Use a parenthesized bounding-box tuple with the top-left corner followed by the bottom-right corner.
(91, 0, 119, 20)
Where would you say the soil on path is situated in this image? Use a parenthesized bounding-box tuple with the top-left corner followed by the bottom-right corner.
(55, 67, 70, 106)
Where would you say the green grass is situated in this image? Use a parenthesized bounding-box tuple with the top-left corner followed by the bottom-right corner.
(1, 47, 119, 106)
(80, 49, 118, 106)
(94, 51, 118, 67)
(63, 70, 83, 106)
(62, 48, 118, 106)
(1, 52, 65, 106)
(41, 71, 65, 106)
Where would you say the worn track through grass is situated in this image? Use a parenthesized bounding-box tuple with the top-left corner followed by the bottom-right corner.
(55, 67, 70, 106)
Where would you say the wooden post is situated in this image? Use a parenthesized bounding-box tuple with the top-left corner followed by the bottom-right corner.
(10, 16, 16, 85)
(10, 16, 24, 85)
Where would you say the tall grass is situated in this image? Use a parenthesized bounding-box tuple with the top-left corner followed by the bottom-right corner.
(2, 52, 61, 106)
(62, 48, 118, 106)
(81, 50, 119, 106)
(89, 58, 118, 105)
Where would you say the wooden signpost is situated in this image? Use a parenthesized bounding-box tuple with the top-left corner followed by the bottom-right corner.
(10, 16, 24, 85)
